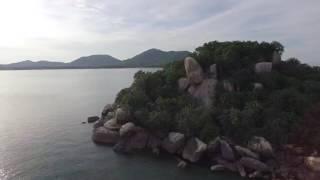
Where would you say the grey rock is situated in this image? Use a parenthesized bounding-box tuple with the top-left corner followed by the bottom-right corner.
(115, 108, 129, 125)
(253, 83, 263, 91)
(255, 62, 272, 73)
(87, 116, 99, 123)
(248, 136, 274, 158)
(177, 159, 188, 168)
(119, 122, 135, 137)
(178, 77, 189, 91)
(104, 118, 121, 131)
(235, 145, 259, 159)
(101, 104, 113, 118)
(209, 64, 217, 78)
(210, 164, 226, 172)
(161, 132, 185, 154)
(208, 137, 221, 154)
(182, 138, 207, 162)
(184, 57, 203, 85)
(272, 51, 281, 64)
(216, 159, 238, 172)
(239, 157, 270, 172)
(220, 140, 235, 161)
(188, 78, 217, 106)
(92, 127, 120, 145)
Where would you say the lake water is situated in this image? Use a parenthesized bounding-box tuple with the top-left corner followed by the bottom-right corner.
(0, 69, 242, 180)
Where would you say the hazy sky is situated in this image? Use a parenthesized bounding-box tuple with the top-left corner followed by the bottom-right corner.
(0, 0, 319, 64)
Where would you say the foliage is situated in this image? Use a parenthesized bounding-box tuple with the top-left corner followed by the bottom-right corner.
(114, 41, 320, 146)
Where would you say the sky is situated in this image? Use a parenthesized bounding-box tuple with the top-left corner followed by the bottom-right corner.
(0, 0, 319, 65)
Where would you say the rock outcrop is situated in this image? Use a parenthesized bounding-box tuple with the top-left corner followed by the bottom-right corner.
(92, 127, 120, 144)
(248, 136, 274, 158)
(115, 108, 129, 125)
(162, 132, 185, 154)
(178, 77, 189, 91)
(255, 62, 272, 73)
(220, 140, 235, 161)
(182, 138, 207, 162)
(184, 57, 204, 85)
(209, 64, 217, 78)
(272, 51, 281, 64)
(188, 78, 217, 106)
(104, 118, 121, 131)
(119, 122, 136, 137)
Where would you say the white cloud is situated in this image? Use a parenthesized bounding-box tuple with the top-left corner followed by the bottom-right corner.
(0, 0, 319, 65)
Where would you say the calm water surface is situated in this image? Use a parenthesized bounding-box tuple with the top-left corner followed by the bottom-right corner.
(0, 69, 242, 180)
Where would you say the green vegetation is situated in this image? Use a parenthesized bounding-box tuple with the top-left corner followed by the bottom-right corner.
(115, 41, 320, 146)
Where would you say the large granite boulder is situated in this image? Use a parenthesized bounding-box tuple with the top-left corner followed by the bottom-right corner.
(101, 104, 113, 118)
(234, 145, 259, 159)
(114, 127, 149, 153)
(305, 156, 320, 172)
(239, 157, 270, 172)
(92, 127, 120, 145)
(248, 136, 274, 158)
(115, 108, 129, 125)
(119, 122, 136, 137)
(188, 78, 217, 106)
(209, 64, 217, 78)
(178, 77, 189, 91)
(255, 62, 272, 73)
(272, 51, 281, 64)
(220, 140, 235, 161)
(161, 132, 185, 154)
(184, 57, 203, 85)
(207, 137, 222, 154)
(182, 138, 207, 162)
(104, 118, 121, 131)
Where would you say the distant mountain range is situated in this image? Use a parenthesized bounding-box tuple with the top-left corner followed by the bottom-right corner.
(0, 49, 190, 70)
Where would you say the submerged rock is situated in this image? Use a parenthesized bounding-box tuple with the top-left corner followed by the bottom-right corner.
(114, 127, 149, 153)
(87, 116, 99, 123)
(92, 127, 119, 145)
(210, 164, 226, 172)
(182, 138, 207, 162)
(184, 57, 203, 85)
(161, 132, 185, 154)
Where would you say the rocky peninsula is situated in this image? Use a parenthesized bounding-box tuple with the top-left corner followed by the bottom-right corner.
(88, 41, 320, 180)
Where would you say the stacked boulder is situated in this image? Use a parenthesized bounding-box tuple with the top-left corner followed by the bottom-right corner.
(178, 57, 217, 106)
(209, 136, 275, 179)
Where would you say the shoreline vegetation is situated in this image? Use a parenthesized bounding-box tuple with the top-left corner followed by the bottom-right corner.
(89, 41, 320, 179)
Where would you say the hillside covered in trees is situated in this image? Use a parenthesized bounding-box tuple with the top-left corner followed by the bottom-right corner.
(92, 41, 320, 179)
(115, 41, 320, 146)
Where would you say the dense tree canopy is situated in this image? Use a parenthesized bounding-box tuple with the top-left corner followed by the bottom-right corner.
(115, 41, 320, 146)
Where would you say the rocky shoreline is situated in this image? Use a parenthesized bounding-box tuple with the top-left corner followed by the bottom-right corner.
(87, 55, 320, 179)
(88, 106, 320, 179)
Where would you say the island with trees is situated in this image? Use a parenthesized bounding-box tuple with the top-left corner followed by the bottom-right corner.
(88, 41, 320, 180)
